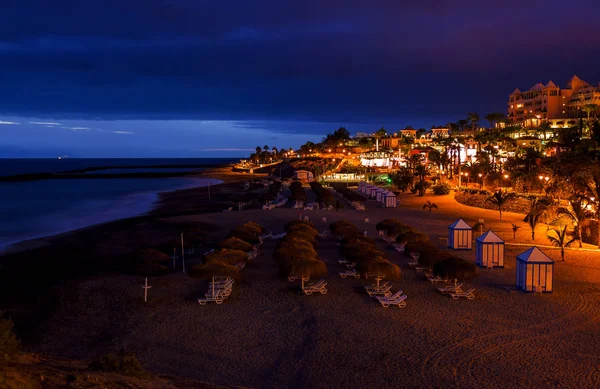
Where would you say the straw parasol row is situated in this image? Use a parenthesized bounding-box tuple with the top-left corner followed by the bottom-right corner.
(275, 220, 327, 288)
(373, 218, 478, 281)
(336, 220, 401, 284)
(189, 221, 265, 283)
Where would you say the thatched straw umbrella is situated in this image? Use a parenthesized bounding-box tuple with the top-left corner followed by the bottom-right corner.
(283, 231, 317, 247)
(219, 237, 254, 253)
(357, 259, 401, 287)
(276, 237, 315, 251)
(329, 220, 357, 236)
(417, 247, 451, 268)
(286, 224, 319, 237)
(340, 240, 376, 257)
(228, 228, 260, 245)
(205, 249, 248, 265)
(433, 257, 478, 280)
(396, 231, 430, 244)
(340, 234, 375, 246)
(288, 258, 328, 289)
(285, 219, 316, 230)
(189, 260, 240, 295)
(375, 219, 404, 233)
(134, 249, 171, 276)
(274, 245, 318, 264)
(242, 221, 265, 234)
(344, 247, 388, 264)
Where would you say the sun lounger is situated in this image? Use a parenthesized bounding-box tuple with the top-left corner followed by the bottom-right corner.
(438, 284, 463, 294)
(410, 252, 420, 261)
(450, 288, 475, 300)
(415, 266, 429, 272)
(345, 262, 356, 269)
(235, 262, 246, 270)
(339, 269, 360, 279)
(302, 279, 328, 295)
(427, 276, 449, 283)
(407, 260, 419, 267)
(393, 245, 405, 253)
(379, 294, 407, 308)
(376, 290, 403, 302)
(198, 295, 224, 305)
(368, 281, 390, 289)
(365, 284, 393, 297)
(318, 231, 327, 238)
(338, 259, 350, 265)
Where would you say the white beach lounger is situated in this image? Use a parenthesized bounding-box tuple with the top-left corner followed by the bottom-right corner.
(318, 231, 327, 238)
(376, 290, 403, 302)
(339, 269, 360, 279)
(379, 294, 407, 308)
(427, 276, 449, 283)
(450, 288, 475, 300)
(338, 259, 350, 265)
(415, 266, 429, 272)
(345, 262, 357, 269)
(365, 284, 393, 297)
(198, 295, 225, 305)
(438, 284, 463, 294)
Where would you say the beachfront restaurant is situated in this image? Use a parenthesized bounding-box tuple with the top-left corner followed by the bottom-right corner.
(475, 230, 505, 268)
(516, 247, 554, 293)
(448, 218, 473, 250)
(382, 192, 397, 208)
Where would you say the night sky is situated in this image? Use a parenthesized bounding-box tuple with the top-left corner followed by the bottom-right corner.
(1, 0, 599, 157)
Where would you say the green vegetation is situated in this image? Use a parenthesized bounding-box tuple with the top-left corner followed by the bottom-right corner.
(0, 312, 19, 365)
(90, 350, 146, 378)
(547, 226, 577, 261)
(431, 182, 451, 195)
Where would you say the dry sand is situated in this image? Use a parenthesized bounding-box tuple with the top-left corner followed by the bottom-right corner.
(28, 187, 600, 388)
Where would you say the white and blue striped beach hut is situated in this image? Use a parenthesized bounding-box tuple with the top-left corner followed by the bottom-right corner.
(516, 247, 554, 293)
(475, 230, 505, 268)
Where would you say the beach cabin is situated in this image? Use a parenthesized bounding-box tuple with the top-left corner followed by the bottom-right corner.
(375, 188, 386, 202)
(368, 186, 378, 199)
(448, 218, 472, 250)
(294, 170, 314, 182)
(378, 189, 389, 205)
(516, 247, 554, 293)
(358, 182, 367, 194)
(475, 230, 505, 268)
(383, 192, 397, 208)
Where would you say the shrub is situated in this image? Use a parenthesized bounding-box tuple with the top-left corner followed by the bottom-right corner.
(205, 249, 248, 265)
(283, 231, 317, 247)
(0, 312, 19, 365)
(329, 220, 359, 236)
(433, 257, 479, 280)
(432, 182, 451, 195)
(90, 350, 146, 378)
(396, 231, 429, 244)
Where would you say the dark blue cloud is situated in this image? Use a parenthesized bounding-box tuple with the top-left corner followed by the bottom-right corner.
(1, 0, 599, 125)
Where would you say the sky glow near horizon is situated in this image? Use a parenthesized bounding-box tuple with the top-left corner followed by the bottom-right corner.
(1, 0, 599, 157)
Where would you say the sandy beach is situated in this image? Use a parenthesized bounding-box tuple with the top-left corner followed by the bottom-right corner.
(4, 169, 599, 388)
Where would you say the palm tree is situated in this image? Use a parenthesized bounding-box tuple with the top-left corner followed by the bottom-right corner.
(263, 145, 269, 152)
(525, 199, 547, 240)
(486, 190, 515, 221)
(415, 164, 430, 196)
(547, 226, 577, 261)
(557, 199, 588, 248)
(423, 201, 438, 212)
(468, 113, 480, 131)
(511, 223, 521, 239)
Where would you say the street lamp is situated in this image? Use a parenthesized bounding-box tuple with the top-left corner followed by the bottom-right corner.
(478, 173, 483, 190)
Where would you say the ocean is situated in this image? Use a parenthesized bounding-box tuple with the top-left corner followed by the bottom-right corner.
(0, 158, 235, 252)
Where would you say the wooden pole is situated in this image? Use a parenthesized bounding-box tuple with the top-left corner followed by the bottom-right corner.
(142, 277, 152, 302)
(181, 233, 185, 273)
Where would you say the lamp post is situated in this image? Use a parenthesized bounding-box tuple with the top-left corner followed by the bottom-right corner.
(478, 173, 483, 190)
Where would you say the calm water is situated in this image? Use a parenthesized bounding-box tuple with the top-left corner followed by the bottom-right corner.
(0, 158, 235, 252)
